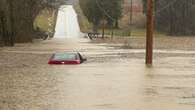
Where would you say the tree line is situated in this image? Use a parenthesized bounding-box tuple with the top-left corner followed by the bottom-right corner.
(79, 0, 123, 33)
(80, 0, 195, 36)
(0, 0, 66, 46)
(142, 0, 195, 36)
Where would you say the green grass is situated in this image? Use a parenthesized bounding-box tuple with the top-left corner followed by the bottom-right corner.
(97, 28, 166, 37)
(73, 4, 92, 32)
(34, 9, 55, 32)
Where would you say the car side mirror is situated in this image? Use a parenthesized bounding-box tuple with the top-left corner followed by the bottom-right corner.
(78, 53, 87, 63)
(82, 58, 87, 62)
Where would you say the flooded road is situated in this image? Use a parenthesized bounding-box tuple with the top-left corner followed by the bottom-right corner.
(0, 38, 195, 110)
(54, 5, 81, 38)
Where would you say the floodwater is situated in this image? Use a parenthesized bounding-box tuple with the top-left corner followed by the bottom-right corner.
(54, 5, 81, 38)
(0, 38, 195, 110)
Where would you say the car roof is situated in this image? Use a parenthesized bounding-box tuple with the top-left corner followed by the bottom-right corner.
(55, 52, 80, 54)
(52, 52, 79, 61)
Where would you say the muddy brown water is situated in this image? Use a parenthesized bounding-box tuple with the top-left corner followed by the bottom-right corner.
(0, 38, 195, 110)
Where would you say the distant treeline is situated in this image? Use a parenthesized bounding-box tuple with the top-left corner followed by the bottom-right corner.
(142, 0, 195, 36)
(79, 0, 123, 32)
(0, 0, 65, 45)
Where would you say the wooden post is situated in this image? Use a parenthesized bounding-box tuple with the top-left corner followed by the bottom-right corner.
(102, 18, 105, 39)
(8, 0, 15, 46)
(129, 0, 133, 37)
(146, 0, 154, 65)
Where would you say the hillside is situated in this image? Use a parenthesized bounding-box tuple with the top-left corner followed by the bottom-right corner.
(73, 0, 145, 34)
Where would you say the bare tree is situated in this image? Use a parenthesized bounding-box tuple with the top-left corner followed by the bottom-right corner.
(0, 0, 66, 44)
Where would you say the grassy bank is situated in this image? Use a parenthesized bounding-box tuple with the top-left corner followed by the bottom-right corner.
(34, 9, 56, 33)
(73, 4, 92, 32)
(96, 28, 165, 38)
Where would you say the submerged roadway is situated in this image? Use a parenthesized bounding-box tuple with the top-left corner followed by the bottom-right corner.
(0, 38, 195, 110)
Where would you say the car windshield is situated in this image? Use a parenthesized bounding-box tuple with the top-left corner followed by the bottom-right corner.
(53, 53, 78, 61)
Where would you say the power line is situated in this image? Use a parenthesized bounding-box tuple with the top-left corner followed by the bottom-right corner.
(155, 0, 178, 15)
(154, 0, 195, 15)
(95, 0, 116, 22)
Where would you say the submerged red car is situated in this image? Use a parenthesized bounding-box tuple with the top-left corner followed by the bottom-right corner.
(48, 52, 87, 65)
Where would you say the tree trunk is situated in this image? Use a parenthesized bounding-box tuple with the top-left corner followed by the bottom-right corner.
(102, 18, 105, 39)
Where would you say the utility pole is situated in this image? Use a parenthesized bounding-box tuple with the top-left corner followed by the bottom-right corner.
(146, 0, 154, 65)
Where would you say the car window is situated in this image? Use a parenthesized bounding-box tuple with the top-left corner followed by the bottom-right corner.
(53, 53, 78, 61)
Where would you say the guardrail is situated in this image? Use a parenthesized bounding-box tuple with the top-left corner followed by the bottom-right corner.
(87, 32, 101, 40)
